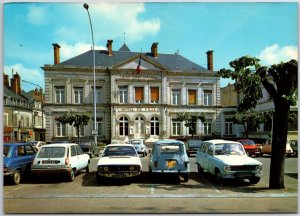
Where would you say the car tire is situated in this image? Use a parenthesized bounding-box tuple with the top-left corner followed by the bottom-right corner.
(183, 173, 189, 182)
(215, 169, 223, 184)
(12, 170, 21, 185)
(249, 176, 260, 184)
(197, 164, 204, 174)
(68, 169, 75, 182)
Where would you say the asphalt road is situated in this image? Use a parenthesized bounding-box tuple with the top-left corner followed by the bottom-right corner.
(3, 155, 298, 214)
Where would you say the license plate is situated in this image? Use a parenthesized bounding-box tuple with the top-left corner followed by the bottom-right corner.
(166, 160, 177, 168)
(42, 160, 58, 164)
(112, 174, 126, 178)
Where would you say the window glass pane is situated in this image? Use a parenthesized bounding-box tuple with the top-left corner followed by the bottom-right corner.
(204, 90, 212, 105)
(188, 90, 196, 105)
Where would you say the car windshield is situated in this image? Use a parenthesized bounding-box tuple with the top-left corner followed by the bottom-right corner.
(102, 146, 137, 157)
(214, 143, 245, 155)
(37, 147, 65, 158)
(160, 144, 181, 154)
(3, 146, 10, 157)
(240, 140, 255, 146)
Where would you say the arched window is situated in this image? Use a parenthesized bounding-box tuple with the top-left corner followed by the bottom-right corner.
(119, 117, 128, 136)
(150, 117, 159, 135)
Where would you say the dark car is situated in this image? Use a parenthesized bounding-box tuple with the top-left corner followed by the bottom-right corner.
(3, 143, 37, 185)
(186, 140, 203, 157)
(76, 139, 100, 158)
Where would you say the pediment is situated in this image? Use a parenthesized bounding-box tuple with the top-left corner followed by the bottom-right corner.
(112, 55, 166, 71)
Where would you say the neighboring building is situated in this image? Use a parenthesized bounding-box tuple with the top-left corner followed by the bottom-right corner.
(220, 83, 298, 141)
(3, 73, 45, 142)
(43, 41, 223, 144)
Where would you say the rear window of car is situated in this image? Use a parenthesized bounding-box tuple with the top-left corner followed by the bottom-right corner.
(240, 140, 255, 145)
(103, 146, 137, 157)
(4, 146, 10, 157)
(160, 144, 181, 154)
(37, 147, 66, 158)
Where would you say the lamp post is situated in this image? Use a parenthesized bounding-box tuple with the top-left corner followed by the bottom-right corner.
(83, 3, 98, 144)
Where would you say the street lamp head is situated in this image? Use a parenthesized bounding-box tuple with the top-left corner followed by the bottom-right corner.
(83, 3, 89, 10)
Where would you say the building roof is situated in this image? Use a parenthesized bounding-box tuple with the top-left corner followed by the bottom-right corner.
(4, 86, 28, 101)
(56, 44, 210, 73)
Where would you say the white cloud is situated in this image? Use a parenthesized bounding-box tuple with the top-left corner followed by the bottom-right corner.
(258, 44, 298, 66)
(59, 42, 106, 61)
(4, 64, 44, 92)
(26, 5, 47, 26)
(91, 3, 161, 42)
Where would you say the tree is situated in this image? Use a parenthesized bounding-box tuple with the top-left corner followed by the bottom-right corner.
(218, 56, 298, 189)
(176, 112, 206, 139)
(231, 110, 273, 138)
(55, 112, 92, 142)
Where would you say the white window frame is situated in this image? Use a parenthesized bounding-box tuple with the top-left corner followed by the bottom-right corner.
(92, 87, 102, 104)
(56, 122, 66, 137)
(203, 90, 212, 106)
(55, 87, 65, 104)
(203, 121, 212, 135)
(150, 117, 159, 136)
(134, 86, 144, 104)
(74, 87, 84, 104)
(225, 122, 234, 135)
(3, 113, 8, 126)
(119, 87, 128, 104)
(172, 89, 181, 105)
(172, 120, 181, 136)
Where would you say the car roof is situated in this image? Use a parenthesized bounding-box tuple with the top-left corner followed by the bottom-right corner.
(106, 144, 134, 147)
(42, 143, 78, 147)
(4, 142, 32, 146)
(154, 139, 184, 145)
(203, 139, 241, 145)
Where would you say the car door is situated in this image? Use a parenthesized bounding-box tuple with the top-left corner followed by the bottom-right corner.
(75, 145, 87, 170)
(198, 143, 208, 170)
(70, 145, 80, 170)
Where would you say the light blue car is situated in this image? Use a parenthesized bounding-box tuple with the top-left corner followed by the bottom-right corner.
(129, 139, 148, 157)
(196, 139, 263, 184)
(149, 139, 190, 182)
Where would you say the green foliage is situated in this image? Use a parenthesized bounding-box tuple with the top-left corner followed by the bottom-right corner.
(55, 112, 92, 127)
(176, 112, 206, 137)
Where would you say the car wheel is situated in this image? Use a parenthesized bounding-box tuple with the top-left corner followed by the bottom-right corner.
(215, 169, 223, 184)
(197, 164, 204, 174)
(249, 176, 260, 184)
(183, 173, 189, 182)
(68, 169, 75, 182)
(12, 170, 21, 185)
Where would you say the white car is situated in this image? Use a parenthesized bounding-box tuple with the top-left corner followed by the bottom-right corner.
(96, 144, 142, 182)
(196, 139, 262, 184)
(128, 139, 148, 157)
(31, 143, 90, 181)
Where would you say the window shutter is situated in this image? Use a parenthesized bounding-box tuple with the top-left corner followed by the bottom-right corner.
(135, 87, 144, 101)
(188, 90, 196, 105)
(151, 87, 159, 101)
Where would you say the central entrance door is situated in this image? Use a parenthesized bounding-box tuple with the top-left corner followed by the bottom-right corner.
(134, 116, 145, 138)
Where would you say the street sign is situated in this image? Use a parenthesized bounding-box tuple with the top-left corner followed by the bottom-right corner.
(92, 130, 98, 135)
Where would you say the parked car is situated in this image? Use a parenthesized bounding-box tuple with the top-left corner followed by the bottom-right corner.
(75, 139, 100, 158)
(28, 141, 46, 150)
(186, 139, 203, 156)
(195, 139, 262, 184)
(237, 139, 260, 157)
(128, 139, 148, 157)
(3, 143, 37, 185)
(257, 139, 293, 157)
(149, 139, 190, 182)
(96, 144, 142, 182)
(289, 140, 297, 157)
(31, 143, 90, 181)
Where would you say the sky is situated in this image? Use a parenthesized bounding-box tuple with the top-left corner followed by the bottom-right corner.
(3, 1, 299, 92)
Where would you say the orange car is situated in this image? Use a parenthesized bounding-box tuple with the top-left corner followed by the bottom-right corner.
(237, 139, 260, 157)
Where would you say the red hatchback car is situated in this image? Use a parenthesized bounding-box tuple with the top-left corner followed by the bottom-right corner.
(238, 139, 260, 157)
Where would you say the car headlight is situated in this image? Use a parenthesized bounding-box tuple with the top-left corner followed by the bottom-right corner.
(98, 166, 109, 172)
(103, 166, 109, 171)
(129, 166, 135, 171)
(224, 165, 231, 172)
(256, 165, 262, 172)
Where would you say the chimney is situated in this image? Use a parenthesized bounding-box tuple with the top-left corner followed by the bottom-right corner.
(52, 43, 61, 64)
(3, 74, 9, 88)
(151, 42, 159, 58)
(11, 72, 21, 94)
(206, 50, 214, 71)
(106, 40, 113, 56)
